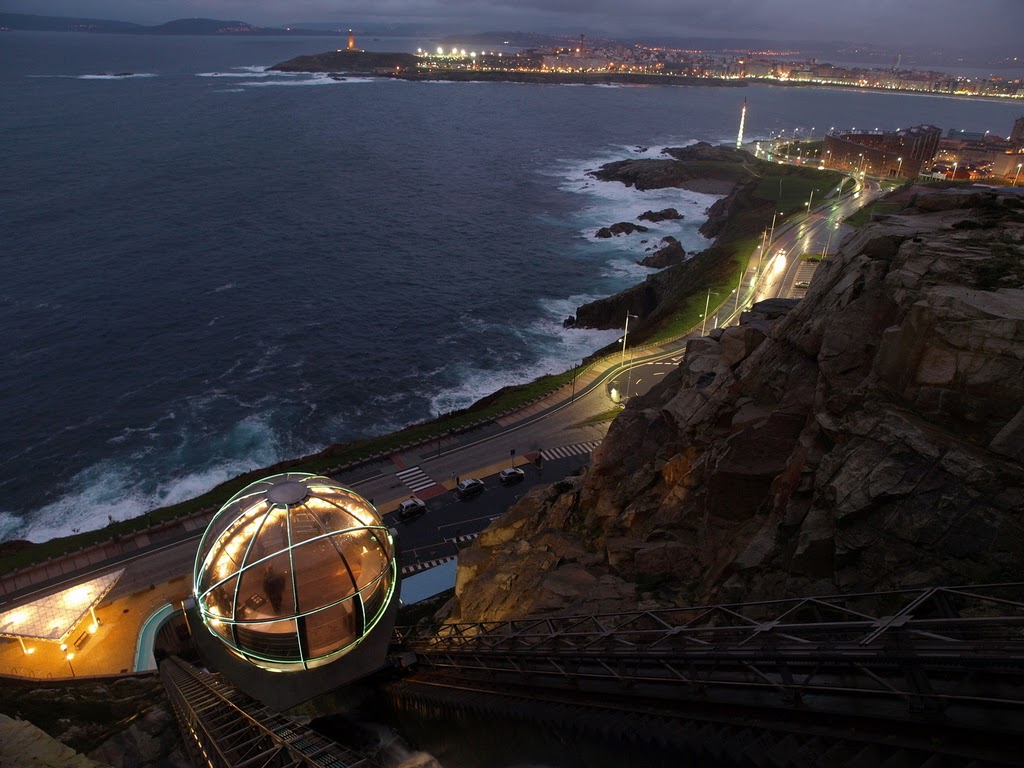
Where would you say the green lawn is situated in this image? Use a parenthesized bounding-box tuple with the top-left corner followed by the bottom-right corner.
(844, 201, 904, 228)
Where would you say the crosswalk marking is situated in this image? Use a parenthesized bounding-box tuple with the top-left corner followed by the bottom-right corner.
(396, 466, 436, 493)
(540, 440, 601, 462)
(401, 556, 455, 575)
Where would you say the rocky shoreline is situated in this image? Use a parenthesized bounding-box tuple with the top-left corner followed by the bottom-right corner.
(446, 186, 1024, 622)
(568, 142, 811, 332)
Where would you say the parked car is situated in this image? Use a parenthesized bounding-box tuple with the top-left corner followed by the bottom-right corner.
(498, 467, 525, 485)
(397, 497, 427, 520)
(455, 478, 485, 500)
(795, 280, 811, 289)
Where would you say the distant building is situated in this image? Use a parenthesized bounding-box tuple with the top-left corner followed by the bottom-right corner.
(347, 29, 357, 51)
(947, 128, 987, 141)
(1012, 116, 1024, 145)
(823, 124, 940, 179)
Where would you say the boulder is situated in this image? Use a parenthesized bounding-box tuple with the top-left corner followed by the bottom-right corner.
(595, 221, 650, 238)
(638, 208, 682, 223)
(639, 237, 686, 269)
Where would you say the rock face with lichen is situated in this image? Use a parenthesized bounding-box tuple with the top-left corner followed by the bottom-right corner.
(447, 187, 1024, 622)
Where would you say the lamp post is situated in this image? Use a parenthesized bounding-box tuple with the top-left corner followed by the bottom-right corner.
(756, 229, 768, 278)
(624, 347, 637, 401)
(824, 219, 840, 257)
(767, 211, 782, 254)
(614, 312, 638, 400)
(1014, 163, 1022, 186)
(620, 312, 637, 371)
(896, 156, 903, 178)
(60, 643, 76, 678)
(806, 189, 815, 211)
(701, 290, 713, 335)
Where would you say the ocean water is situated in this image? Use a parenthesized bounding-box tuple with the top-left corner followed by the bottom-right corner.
(2, 32, 1021, 543)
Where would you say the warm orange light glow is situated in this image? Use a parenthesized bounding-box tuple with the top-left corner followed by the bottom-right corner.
(64, 586, 92, 608)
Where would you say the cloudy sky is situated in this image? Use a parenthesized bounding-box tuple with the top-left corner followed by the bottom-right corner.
(5, 0, 1022, 50)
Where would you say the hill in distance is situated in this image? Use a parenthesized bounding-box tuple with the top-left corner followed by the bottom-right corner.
(0, 12, 331, 35)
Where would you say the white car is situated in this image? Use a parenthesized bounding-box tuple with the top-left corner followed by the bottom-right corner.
(397, 497, 427, 520)
(498, 467, 526, 485)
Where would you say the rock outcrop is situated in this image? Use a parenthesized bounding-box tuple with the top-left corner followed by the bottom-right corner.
(595, 221, 649, 238)
(589, 142, 750, 194)
(448, 188, 1024, 622)
(638, 208, 683, 223)
(639, 237, 686, 269)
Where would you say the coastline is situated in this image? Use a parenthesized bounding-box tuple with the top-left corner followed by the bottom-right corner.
(0, 143, 728, 559)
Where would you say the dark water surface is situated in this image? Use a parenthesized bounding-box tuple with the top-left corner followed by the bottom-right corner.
(2, 32, 1019, 541)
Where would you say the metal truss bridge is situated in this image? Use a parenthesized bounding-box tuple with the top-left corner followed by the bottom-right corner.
(388, 583, 1024, 766)
(159, 584, 1024, 767)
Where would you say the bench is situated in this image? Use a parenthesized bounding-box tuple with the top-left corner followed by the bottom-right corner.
(73, 631, 90, 650)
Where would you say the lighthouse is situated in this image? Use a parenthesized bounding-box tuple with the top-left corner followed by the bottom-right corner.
(347, 29, 356, 51)
(736, 98, 747, 149)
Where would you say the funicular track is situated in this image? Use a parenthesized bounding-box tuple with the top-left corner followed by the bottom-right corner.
(160, 655, 381, 768)
(389, 584, 1024, 766)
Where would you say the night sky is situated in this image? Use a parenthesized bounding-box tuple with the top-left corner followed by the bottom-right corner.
(3, 0, 1022, 49)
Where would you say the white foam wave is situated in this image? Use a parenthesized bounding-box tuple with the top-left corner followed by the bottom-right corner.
(13, 414, 297, 543)
(239, 75, 377, 88)
(428, 294, 621, 415)
(197, 69, 298, 78)
(106, 412, 178, 445)
(213, 282, 235, 293)
(77, 73, 158, 80)
(543, 143, 719, 266)
(0, 511, 22, 542)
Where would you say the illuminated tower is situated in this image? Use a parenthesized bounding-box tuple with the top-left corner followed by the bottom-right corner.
(736, 97, 747, 149)
(347, 29, 356, 51)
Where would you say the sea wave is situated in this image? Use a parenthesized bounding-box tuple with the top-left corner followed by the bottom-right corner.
(77, 73, 158, 80)
(12, 413, 300, 543)
(196, 69, 297, 78)
(0, 511, 22, 542)
(427, 296, 621, 415)
(238, 75, 378, 88)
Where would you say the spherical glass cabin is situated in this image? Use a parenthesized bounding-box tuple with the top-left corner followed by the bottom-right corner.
(193, 473, 396, 672)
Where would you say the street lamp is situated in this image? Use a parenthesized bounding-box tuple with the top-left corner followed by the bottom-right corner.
(952, 162, 959, 180)
(612, 312, 638, 401)
(824, 220, 840, 257)
(620, 312, 638, 371)
(60, 643, 76, 678)
(700, 290, 716, 335)
(767, 211, 783, 254)
(624, 346, 637, 401)
(756, 229, 768, 278)
(896, 156, 903, 178)
(1014, 163, 1022, 186)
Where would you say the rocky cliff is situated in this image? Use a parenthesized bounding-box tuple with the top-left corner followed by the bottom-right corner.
(449, 187, 1024, 622)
